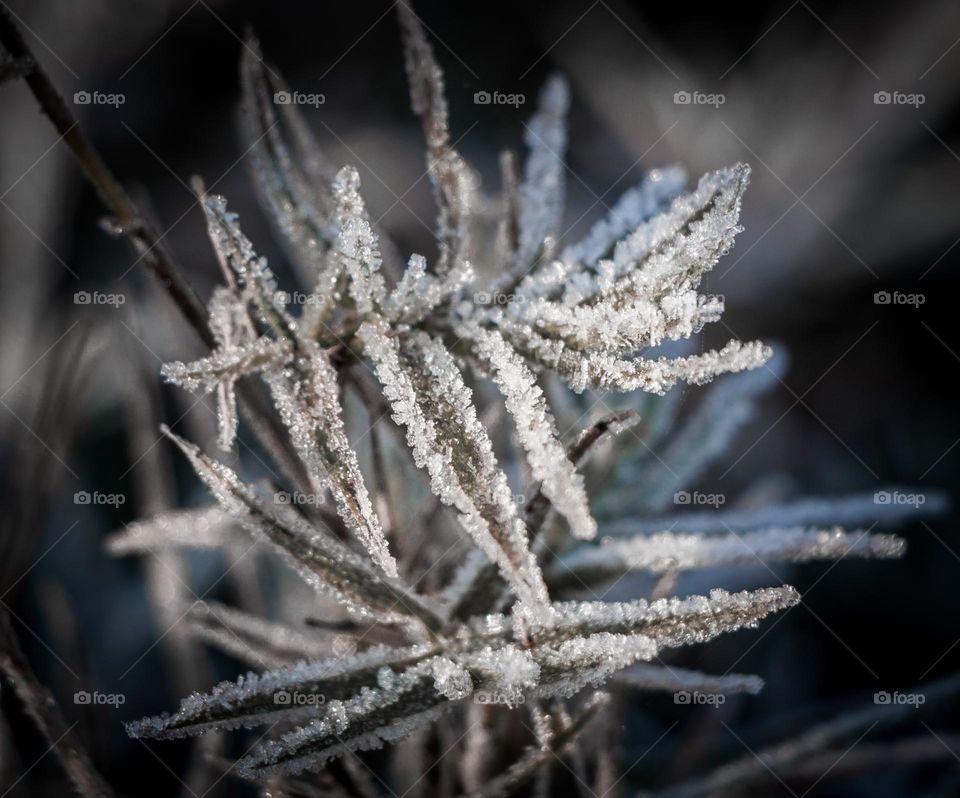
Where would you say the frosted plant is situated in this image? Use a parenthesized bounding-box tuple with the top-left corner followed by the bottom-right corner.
(111, 5, 944, 793)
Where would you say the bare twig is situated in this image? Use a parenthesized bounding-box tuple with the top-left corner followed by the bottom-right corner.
(0, 611, 113, 798)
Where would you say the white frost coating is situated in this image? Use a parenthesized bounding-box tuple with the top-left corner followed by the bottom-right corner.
(430, 657, 474, 700)
(553, 527, 905, 581)
(358, 317, 551, 617)
(608, 163, 749, 294)
(534, 634, 660, 699)
(162, 288, 287, 452)
(509, 329, 772, 394)
(559, 165, 687, 269)
(397, 3, 476, 275)
(263, 342, 397, 577)
(385, 253, 474, 325)
(332, 165, 386, 315)
(106, 507, 238, 555)
(186, 600, 332, 670)
(620, 664, 764, 696)
(531, 587, 800, 650)
(517, 75, 569, 264)
(157, 426, 427, 625)
(461, 644, 540, 703)
(466, 324, 596, 539)
(200, 193, 299, 342)
(633, 350, 785, 511)
(240, 46, 336, 289)
(236, 659, 445, 778)
(605, 487, 949, 537)
(123, 12, 919, 780)
(126, 641, 439, 740)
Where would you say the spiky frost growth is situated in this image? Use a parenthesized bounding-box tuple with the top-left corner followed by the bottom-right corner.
(115, 7, 942, 792)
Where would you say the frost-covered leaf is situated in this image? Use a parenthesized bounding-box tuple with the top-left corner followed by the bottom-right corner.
(516, 75, 569, 266)
(443, 410, 640, 621)
(549, 527, 904, 589)
(619, 664, 764, 696)
(235, 659, 448, 778)
(384, 253, 473, 325)
(332, 165, 386, 315)
(398, 3, 477, 275)
(526, 587, 800, 650)
(559, 165, 687, 268)
(186, 601, 333, 670)
(126, 642, 442, 740)
(358, 317, 550, 616)
(506, 329, 771, 394)
(601, 350, 785, 513)
(239, 39, 336, 288)
(264, 340, 397, 576)
(160, 426, 441, 630)
(106, 507, 239, 555)
(465, 324, 595, 540)
(162, 286, 287, 451)
(605, 487, 949, 537)
(200, 191, 299, 343)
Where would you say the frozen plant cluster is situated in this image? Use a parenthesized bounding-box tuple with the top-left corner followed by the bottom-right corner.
(112, 6, 942, 792)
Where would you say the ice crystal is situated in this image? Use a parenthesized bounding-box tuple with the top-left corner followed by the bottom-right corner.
(116, 5, 940, 791)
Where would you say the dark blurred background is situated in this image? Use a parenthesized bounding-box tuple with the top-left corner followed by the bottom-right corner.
(1, 0, 959, 795)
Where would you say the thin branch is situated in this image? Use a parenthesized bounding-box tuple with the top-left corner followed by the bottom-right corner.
(0, 610, 114, 797)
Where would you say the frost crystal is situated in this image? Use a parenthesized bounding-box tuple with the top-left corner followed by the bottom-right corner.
(118, 5, 939, 789)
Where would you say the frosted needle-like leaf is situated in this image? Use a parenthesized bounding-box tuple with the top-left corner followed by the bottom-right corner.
(466, 324, 596, 540)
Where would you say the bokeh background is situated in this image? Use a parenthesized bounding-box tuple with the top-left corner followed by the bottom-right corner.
(1, 0, 959, 795)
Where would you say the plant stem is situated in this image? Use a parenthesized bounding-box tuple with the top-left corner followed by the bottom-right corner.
(0, 611, 114, 798)
(0, 7, 213, 348)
